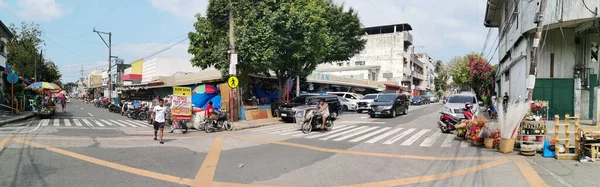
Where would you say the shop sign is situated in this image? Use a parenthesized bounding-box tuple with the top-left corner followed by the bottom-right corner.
(172, 87, 192, 117)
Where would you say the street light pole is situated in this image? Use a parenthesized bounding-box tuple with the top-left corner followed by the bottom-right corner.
(93, 28, 113, 102)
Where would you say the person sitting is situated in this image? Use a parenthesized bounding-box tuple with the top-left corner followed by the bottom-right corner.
(317, 99, 330, 130)
(205, 101, 217, 119)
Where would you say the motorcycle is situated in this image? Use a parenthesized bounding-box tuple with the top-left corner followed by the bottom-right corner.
(295, 108, 334, 134)
(120, 102, 133, 116)
(437, 107, 474, 133)
(203, 109, 233, 133)
(137, 105, 149, 121)
(108, 103, 121, 113)
(127, 105, 145, 119)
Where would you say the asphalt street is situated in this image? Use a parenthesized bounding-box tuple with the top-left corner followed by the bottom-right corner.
(0, 99, 596, 186)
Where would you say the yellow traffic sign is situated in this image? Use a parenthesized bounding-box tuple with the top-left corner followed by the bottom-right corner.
(227, 76, 239, 89)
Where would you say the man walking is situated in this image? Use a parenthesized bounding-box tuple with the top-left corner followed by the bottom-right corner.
(152, 98, 167, 144)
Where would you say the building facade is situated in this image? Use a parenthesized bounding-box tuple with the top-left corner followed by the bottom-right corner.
(316, 23, 416, 90)
(484, 0, 600, 120)
(417, 53, 436, 91)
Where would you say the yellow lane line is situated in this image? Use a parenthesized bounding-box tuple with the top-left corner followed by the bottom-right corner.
(232, 135, 514, 161)
(11, 138, 193, 185)
(514, 158, 549, 187)
(336, 159, 513, 187)
(193, 136, 224, 186)
(0, 137, 13, 152)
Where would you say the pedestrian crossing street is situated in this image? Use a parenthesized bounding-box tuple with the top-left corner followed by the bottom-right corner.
(249, 124, 472, 148)
(37, 118, 152, 128)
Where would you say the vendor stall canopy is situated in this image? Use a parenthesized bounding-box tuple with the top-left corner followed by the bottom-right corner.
(26, 82, 61, 91)
(192, 84, 217, 94)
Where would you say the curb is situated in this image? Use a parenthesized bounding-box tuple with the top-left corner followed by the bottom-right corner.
(233, 120, 282, 131)
(0, 112, 35, 127)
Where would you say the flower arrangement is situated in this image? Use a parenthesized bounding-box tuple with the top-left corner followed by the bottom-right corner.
(525, 100, 548, 121)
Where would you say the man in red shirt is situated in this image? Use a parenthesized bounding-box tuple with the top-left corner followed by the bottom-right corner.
(205, 101, 215, 118)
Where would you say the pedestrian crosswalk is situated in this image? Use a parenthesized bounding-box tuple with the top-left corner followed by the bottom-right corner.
(249, 124, 467, 148)
(37, 119, 152, 128)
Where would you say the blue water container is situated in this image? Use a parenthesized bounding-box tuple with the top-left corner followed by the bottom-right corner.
(543, 140, 556, 158)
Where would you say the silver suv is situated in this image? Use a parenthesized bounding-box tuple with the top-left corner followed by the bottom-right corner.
(442, 93, 482, 119)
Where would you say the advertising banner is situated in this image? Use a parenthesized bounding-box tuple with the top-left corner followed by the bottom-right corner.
(171, 86, 192, 120)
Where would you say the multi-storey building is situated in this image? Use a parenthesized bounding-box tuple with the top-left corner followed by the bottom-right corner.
(316, 23, 418, 92)
(484, 0, 600, 121)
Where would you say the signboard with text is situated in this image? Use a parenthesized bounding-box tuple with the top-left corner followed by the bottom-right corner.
(171, 86, 192, 120)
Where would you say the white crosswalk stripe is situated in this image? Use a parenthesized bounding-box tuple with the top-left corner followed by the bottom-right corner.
(73, 119, 83, 126)
(365, 128, 403, 144)
(420, 131, 443, 147)
(441, 134, 455, 147)
(349, 127, 390, 142)
(382, 128, 416, 145)
(109, 119, 130, 127)
(53, 119, 60, 126)
(320, 126, 369, 140)
(401, 129, 431, 146)
(249, 124, 478, 148)
(305, 126, 356, 139)
(81, 119, 94, 126)
(64, 119, 72, 126)
(332, 126, 379, 141)
(41, 119, 49, 126)
(118, 120, 143, 127)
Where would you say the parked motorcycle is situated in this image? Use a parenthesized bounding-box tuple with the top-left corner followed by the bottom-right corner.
(203, 110, 233, 133)
(137, 106, 149, 121)
(295, 108, 334, 134)
(108, 103, 121, 113)
(127, 105, 144, 119)
(437, 106, 474, 133)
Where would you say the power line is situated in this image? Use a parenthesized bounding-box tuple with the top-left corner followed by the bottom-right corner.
(139, 37, 189, 60)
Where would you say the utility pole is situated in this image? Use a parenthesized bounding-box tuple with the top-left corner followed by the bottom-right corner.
(526, 0, 547, 102)
(93, 28, 112, 102)
(36, 49, 42, 82)
(228, 0, 239, 121)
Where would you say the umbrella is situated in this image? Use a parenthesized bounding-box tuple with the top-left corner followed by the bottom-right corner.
(192, 84, 217, 94)
(26, 82, 62, 91)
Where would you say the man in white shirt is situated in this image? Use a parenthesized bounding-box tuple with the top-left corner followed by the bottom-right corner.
(152, 99, 167, 144)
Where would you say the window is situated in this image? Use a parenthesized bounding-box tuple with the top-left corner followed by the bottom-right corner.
(346, 62, 350, 66)
(504, 71, 510, 81)
(344, 94, 357, 100)
(336, 62, 343, 66)
(0, 42, 5, 56)
(550, 53, 554, 78)
(447, 95, 476, 104)
(355, 61, 365, 66)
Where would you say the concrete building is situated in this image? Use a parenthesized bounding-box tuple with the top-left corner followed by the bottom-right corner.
(484, 0, 600, 121)
(0, 20, 14, 103)
(417, 53, 436, 91)
(316, 24, 420, 92)
(141, 57, 201, 83)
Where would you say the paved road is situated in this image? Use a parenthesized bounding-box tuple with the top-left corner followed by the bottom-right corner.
(0, 100, 593, 186)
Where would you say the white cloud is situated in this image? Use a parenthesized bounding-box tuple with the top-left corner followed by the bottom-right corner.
(16, 0, 70, 21)
(148, 0, 208, 21)
(147, 0, 495, 63)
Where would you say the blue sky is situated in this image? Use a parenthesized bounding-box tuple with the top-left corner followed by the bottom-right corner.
(0, 0, 496, 83)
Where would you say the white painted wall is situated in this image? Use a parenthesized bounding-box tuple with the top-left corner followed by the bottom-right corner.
(536, 29, 576, 79)
(316, 31, 411, 85)
(141, 58, 201, 83)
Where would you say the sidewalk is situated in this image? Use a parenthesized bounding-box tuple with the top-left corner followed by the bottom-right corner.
(0, 110, 34, 127)
(233, 118, 283, 131)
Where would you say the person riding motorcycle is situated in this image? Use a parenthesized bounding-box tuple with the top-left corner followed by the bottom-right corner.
(317, 99, 330, 130)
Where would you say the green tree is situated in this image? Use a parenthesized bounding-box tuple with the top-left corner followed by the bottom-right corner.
(433, 60, 449, 93)
(188, 0, 365, 98)
(6, 22, 44, 81)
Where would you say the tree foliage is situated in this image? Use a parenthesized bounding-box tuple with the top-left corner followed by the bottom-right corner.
(448, 52, 496, 103)
(433, 60, 449, 93)
(6, 22, 62, 84)
(188, 0, 365, 98)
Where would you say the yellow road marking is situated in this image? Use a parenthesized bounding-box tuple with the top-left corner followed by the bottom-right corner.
(11, 138, 193, 185)
(0, 137, 13, 152)
(514, 158, 549, 187)
(232, 135, 515, 161)
(193, 136, 224, 186)
(336, 159, 512, 187)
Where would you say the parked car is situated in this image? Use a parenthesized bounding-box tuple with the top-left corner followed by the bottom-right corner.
(411, 96, 425, 105)
(327, 92, 364, 102)
(442, 93, 482, 119)
(428, 95, 439, 103)
(279, 94, 342, 122)
(368, 94, 410, 118)
(356, 94, 379, 113)
(338, 97, 357, 111)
